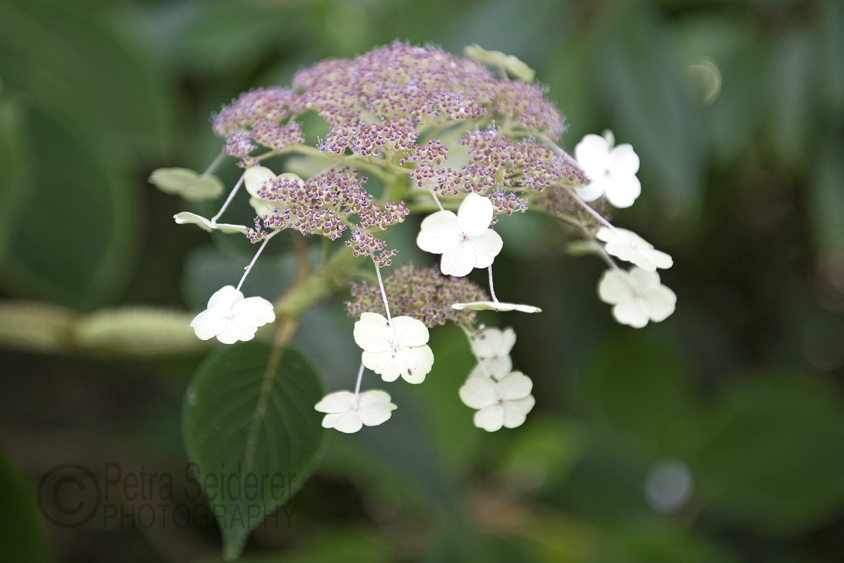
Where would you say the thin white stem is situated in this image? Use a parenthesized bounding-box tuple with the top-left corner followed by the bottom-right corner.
(374, 262, 397, 341)
(353, 363, 364, 398)
(202, 151, 226, 176)
(570, 191, 618, 232)
(211, 172, 245, 224)
(236, 230, 279, 291)
(488, 265, 499, 303)
(428, 186, 444, 211)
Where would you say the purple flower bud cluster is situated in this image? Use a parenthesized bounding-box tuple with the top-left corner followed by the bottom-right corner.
(252, 168, 408, 264)
(345, 264, 490, 327)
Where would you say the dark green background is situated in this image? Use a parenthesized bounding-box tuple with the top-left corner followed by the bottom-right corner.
(0, 0, 843, 561)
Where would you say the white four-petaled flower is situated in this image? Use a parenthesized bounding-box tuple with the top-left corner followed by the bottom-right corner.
(459, 371, 536, 432)
(598, 268, 676, 328)
(470, 327, 516, 379)
(353, 313, 434, 384)
(574, 131, 641, 208)
(314, 389, 397, 433)
(416, 193, 503, 277)
(190, 286, 275, 344)
(596, 227, 673, 272)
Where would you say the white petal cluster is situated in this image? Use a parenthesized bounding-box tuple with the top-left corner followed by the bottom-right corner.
(470, 327, 516, 379)
(173, 212, 248, 234)
(459, 371, 536, 432)
(353, 313, 434, 384)
(190, 286, 275, 343)
(574, 131, 641, 208)
(417, 193, 503, 277)
(598, 268, 676, 328)
(596, 227, 673, 272)
(452, 301, 541, 314)
(315, 389, 397, 434)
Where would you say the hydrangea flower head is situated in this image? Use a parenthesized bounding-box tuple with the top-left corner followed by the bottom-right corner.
(416, 193, 503, 277)
(598, 268, 676, 328)
(353, 313, 434, 384)
(575, 130, 641, 208)
(190, 286, 275, 344)
(315, 390, 397, 434)
(459, 371, 536, 432)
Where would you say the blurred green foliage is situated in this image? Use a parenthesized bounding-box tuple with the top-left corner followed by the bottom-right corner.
(0, 0, 843, 561)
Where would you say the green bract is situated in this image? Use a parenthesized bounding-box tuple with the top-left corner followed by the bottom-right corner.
(149, 168, 224, 201)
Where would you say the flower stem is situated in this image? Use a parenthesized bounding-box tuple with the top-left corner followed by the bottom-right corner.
(211, 172, 245, 224)
(202, 151, 226, 176)
(236, 229, 280, 291)
(374, 262, 397, 341)
(488, 266, 499, 303)
(354, 363, 364, 397)
(570, 191, 618, 232)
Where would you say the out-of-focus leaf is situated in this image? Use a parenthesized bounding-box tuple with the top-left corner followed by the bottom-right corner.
(815, 2, 844, 118)
(600, 8, 704, 220)
(0, 110, 137, 310)
(767, 29, 815, 172)
(424, 526, 537, 563)
(0, 94, 31, 261)
(0, 0, 173, 158)
(600, 521, 740, 563)
(577, 332, 700, 458)
(808, 138, 844, 254)
(0, 447, 49, 563)
(696, 373, 844, 536)
(180, 0, 289, 73)
(183, 343, 325, 560)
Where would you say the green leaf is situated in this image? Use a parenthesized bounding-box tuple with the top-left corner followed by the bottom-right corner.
(0, 0, 173, 158)
(0, 109, 138, 310)
(0, 94, 31, 262)
(183, 343, 325, 560)
(0, 447, 49, 563)
(808, 137, 844, 254)
(149, 168, 224, 201)
(696, 373, 844, 535)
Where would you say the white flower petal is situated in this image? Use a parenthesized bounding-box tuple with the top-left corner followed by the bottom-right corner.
(322, 411, 363, 433)
(207, 285, 241, 309)
(244, 166, 277, 198)
(394, 345, 434, 384)
(502, 396, 535, 428)
(471, 327, 514, 358)
(642, 285, 677, 322)
(613, 299, 650, 328)
(604, 175, 641, 208)
(451, 301, 542, 313)
(575, 179, 608, 202)
(474, 404, 505, 432)
(357, 389, 395, 410)
(232, 296, 276, 326)
(174, 212, 249, 234)
(469, 230, 503, 268)
(609, 144, 640, 177)
(574, 134, 610, 175)
(457, 193, 494, 235)
(497, 371, 533, 401)
(629, 267, 662, 291)
(216, 320, 259, 344)
(358, 406, 394, 427)
(190, 310, 228, 341)
(354, 312, 392, 353)
(362, 351, 400, 382)
(470, 356, 513, 380)
(459, 376, 499, 409)
(314, 391, 357, 413)
(440, 240, 476, 277)
(598, 269, 634, 305)
(417, 210, 462, 254)
(391, 316, 429, 347)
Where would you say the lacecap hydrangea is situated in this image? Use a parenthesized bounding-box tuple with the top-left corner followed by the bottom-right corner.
(151, 42, 676, 433)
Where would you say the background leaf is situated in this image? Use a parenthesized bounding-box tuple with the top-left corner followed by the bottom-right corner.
(0, 447, 49, 563)
(183, 343, 325, 560)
